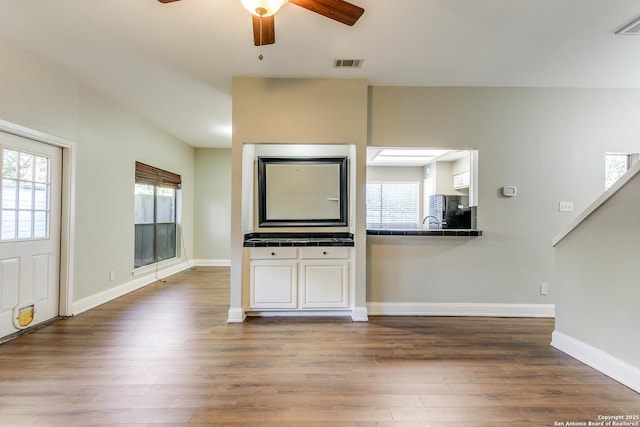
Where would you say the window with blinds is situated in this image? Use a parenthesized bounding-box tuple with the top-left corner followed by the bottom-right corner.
(366, 181, 420, 226)
(134, 162, 180, 268)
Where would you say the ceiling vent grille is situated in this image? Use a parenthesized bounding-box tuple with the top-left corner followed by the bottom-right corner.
(616, 18, 640, 35)
(334, 59, 363, 68)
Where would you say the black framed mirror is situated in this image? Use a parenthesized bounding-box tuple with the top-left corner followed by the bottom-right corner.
(257, 156, 348, 227)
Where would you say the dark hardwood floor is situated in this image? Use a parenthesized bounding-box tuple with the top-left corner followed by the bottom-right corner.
(0, 266, 638, 426)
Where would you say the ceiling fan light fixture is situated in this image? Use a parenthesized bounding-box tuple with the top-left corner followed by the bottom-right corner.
(241, 0, 288, 17)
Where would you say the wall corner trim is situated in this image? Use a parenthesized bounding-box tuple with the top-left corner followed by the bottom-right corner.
(227, 308, 246, 323)
(367, 302, 555, 318)
(551, 330, 640, 393)
(351, 306, 369, 322)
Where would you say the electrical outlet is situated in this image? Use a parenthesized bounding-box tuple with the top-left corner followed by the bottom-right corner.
(559, 201, 573, 212)
(109, 271, 115, 281)
(540, 282, 549, 295)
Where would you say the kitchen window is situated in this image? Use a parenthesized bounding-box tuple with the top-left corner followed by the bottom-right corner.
(366, 148, 479, 230)
(134, 162, 181, 268)
(366, 181, 420, 225)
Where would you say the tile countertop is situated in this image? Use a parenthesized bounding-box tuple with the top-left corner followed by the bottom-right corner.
(366, 224, 482, 237)
(243, 232, 355, 247)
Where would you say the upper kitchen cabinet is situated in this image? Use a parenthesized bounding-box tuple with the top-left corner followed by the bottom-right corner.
(427, 151, 471, 195)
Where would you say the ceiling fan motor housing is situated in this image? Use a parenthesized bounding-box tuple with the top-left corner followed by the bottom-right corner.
(241, 0, 289, 17)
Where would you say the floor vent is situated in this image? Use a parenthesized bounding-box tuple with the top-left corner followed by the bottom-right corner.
(334, 59, 363, 68)
(616, 17, 640, 35)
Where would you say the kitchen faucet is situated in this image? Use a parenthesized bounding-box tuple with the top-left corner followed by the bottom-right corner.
(422, 215, 440, 227)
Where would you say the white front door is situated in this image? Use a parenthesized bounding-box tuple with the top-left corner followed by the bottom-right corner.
(0, 131, 61, 339)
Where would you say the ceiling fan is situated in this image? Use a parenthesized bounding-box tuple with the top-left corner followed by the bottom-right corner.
(158, 0, 364, 47)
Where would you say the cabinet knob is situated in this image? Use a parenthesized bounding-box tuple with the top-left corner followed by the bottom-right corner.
(271, 252, 276, 256)
(323, 251, 327, 255)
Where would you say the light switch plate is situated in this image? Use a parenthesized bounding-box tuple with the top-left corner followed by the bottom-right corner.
(559, 201, 573, 212)
(540, 282, 549, 295)
(502, 186, 517, 197)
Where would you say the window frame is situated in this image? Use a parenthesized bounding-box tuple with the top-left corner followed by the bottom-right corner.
(366, 180, 421, 226)
(0, 147, 52, 242)
(134, 162, 181, 269)
(605, 153, 632, 190)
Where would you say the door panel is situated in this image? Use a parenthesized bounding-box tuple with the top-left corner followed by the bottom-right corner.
(0, 131, 61, 338)
(33, 253, 50, 301)
(0, 258, 20, 312)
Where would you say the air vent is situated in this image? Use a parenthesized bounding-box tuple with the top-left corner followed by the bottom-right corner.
(334, 59, 363, 68)
(616, 17, 640, 35)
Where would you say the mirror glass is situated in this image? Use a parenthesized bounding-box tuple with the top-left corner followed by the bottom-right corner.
(258, 157, 348, 227)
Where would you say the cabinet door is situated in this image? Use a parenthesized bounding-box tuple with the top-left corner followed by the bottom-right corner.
(250, 260, 297, 309)
(299, 260, 348, 308)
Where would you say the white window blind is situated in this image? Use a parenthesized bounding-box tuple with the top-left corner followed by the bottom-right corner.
(366, 181, 420, 225)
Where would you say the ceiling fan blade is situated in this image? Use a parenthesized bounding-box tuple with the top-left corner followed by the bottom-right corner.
(289, 0, 364, 26)
(252, 15, 276, 46)
(157, 0, 181, 3)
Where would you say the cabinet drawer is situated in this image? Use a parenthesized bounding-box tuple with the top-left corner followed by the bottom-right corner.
(299, 247, 348, 259)
(250, 247, 297, 259)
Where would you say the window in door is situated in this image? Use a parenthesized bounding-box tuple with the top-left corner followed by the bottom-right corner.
(1, 148, 50, 241)
(134, 162, 181, 268)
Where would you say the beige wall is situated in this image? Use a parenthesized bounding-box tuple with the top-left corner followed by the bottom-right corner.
(230, 77, 368, 319)
(194, 148, 231, 262)
(367, 166, 424, 182)
(434, 161, 456, 195)
(367, 87, 640, 309)
(0, 38, 195, 304)
(554, 171, 640, 388)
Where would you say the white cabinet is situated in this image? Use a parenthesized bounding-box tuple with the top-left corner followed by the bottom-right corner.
(249, 246, 350, 311)
(453, 171, 470, 189)
(250, 248, 297, 309)
(299, 247, 348, 308)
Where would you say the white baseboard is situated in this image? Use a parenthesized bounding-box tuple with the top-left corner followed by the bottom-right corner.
(367, 302, 555, 318)
(351, 306, 369, 322)
(72, 261, 192, 315)
(551, 330, 640, 393)
(193, 259, 231, 267)
(227, 308, 246, 323)
(246, 310, 353, 318)
(240, 308, 368, 322)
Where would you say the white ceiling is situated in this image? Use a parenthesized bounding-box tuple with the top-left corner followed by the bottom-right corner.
(1, 0, 640, 148)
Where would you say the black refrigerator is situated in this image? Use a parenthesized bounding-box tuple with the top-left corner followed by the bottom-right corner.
(428, 194, 471, 229)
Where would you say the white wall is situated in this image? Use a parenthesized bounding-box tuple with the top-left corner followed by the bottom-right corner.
(194, 148, 231, 264)
(367, 87, 640, 314)
(0, 38, 78, 141)
(0, 38, 194, 309)
(553, 170, 640, 392)
(75, 89, 194, 302)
